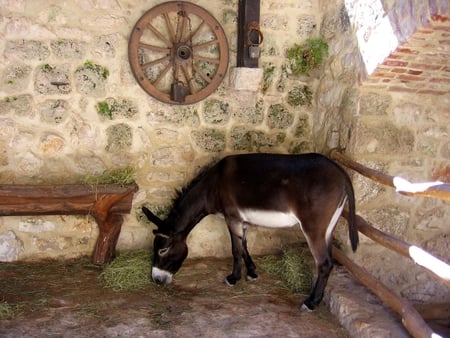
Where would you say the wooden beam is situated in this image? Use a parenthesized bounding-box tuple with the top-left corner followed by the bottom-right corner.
(332, 246, 437, 338)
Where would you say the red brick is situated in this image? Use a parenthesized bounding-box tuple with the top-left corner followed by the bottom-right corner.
(398, 75, 425, 82)
(389, 86, 417, 93)
(373, 71, 396, 78)
(431, 15, 449, 23)
(391, 68, 407, 73)
(409, 63, 442, 70)
(417, 89, 448, 95)
(429, 77, 450, 84)
(407, 69, 423, 75)
(396, 47, 420, 54)
(383, 60, 409, 67)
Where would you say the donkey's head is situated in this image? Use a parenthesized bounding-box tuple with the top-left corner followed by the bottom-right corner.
(142, 207, 188, 285)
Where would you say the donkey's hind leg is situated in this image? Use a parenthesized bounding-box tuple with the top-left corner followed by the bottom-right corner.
(242, 223, 258, 281)
(301, 243, 333, 311)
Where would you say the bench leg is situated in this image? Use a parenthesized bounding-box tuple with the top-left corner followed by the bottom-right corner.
(91, 190, 133, 265)
(92, 214, 123, 265)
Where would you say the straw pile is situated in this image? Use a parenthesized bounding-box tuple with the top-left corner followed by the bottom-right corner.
(259, 247, 313, 293)
(81, 167, 135, 186)
(100, 250, 153, 291)
(0, 301, 17, 319)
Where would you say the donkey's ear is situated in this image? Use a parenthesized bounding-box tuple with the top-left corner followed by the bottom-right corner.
(142, 206, 166, 228)
(152, 229, 170, 238)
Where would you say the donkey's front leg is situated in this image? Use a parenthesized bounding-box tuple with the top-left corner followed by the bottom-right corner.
(225, 220, 244, 286)
(242, 223, 257, 281)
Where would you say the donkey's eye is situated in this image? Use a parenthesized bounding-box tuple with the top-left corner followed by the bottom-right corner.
(158, 247, 170, 256)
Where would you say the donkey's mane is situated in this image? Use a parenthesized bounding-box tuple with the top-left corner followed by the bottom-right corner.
(171, 161, 215, 211)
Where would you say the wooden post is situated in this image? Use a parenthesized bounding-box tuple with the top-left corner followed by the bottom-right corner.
(332, 246, 437, 338)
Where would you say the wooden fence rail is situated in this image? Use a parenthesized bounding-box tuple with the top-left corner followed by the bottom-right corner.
(330, 149, 450, 202)
(332, 247, 434, 338)
(342, 211, 450, 287)
(328, 149, 449, 338)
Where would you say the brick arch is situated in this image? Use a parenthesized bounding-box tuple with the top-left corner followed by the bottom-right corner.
(345, 0, 449, 94)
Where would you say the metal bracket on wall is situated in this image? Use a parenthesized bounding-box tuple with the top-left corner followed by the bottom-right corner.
(237, 0, 261, 68)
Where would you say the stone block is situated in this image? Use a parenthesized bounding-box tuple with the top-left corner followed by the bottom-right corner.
(267, 104, 293, 129)
(2, 64, 32, 94)
(35, 63, 71, 95)
(5, 40, 50, 60)
(191, 128, 226, 152)
(0, 231, 23, 262)
(203, 99, 230, 125)
(230, 68, 263, 92)
(105, 123, 132, 152)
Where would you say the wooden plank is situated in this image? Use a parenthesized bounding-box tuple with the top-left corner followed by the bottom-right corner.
(0, 183, 138, 216)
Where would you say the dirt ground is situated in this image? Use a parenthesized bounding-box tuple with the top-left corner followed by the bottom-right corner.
(0, 256, 349, 338)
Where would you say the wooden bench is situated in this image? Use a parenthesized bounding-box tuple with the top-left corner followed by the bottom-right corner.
(0, 183, 139, 265)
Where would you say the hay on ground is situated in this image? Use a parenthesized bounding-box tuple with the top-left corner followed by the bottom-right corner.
(0, 301, 17, 319)
(100, 250, 153, 291)
(259, 247, 313, 293)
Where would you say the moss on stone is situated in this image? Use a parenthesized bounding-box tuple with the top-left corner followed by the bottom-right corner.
(267, 104, 293, 129)
(191, 129, 226, 152)
(294, 115, 310, 137)
(287, 86, 312, 106)
(96, 98, 138, 120)
(106, 123, 132, 152)
(203, 99, 230, 124)
(262, 63, 276, 93)
(230, 127, 286, 151)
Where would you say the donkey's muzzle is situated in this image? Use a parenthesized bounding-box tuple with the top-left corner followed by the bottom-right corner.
(151, 267, 173, 285)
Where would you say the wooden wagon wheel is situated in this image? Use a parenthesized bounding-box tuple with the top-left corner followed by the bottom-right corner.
(128, 1, 229, 105)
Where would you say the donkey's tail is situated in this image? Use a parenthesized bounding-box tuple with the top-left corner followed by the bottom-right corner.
(345, 177, 359, 252)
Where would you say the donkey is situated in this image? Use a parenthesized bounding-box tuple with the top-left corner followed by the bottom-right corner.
(142, 153, 358, 311)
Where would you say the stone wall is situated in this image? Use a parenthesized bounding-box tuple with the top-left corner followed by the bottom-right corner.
(345, 10, 450, 303)
(0, 0, 448, 304)
(0, 0, 344, 262)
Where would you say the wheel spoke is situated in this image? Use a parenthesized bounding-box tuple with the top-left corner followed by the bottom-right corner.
(139, 42, 170, 53)
(163, 12, 176, 43)
(142, 55, 171, 69)
(193, 55, 220, 64)
(186, 20, 205, 42)
(181, 63, 196, 93)
(177, 11, 188, 43)
(153, 62, 172, 86)
(192, 39, 218, 51)
(192, 63, 212, 84)
(147, 22, 172, 47)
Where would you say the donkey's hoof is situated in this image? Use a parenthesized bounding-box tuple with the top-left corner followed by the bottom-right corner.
(246, 273, 258, 282)
(224, 275, 237, 286)
(300, 302, 314, 312)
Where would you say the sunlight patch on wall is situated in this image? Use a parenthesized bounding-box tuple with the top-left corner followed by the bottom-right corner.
(344, 0, 398, 74)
